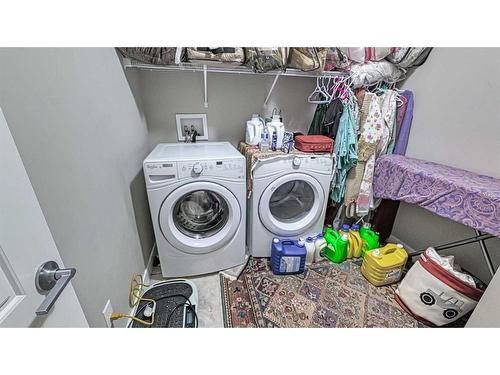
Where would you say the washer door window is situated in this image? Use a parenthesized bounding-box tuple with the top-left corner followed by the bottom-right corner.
(159, 182, 241, 254)
(174, 190, 229, 239)
(259, 173, 324, 236)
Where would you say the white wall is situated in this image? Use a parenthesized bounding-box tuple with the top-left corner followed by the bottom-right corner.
(131, 69, 318, 148)
(0, 48, 154, 327)
(395, 47, 500, 283)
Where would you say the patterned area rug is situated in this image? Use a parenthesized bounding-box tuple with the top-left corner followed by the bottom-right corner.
(220, 258, 423, 328)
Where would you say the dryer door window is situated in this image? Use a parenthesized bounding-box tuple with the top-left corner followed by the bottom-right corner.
(159, 181, 241, 255)
(259, 173, 324, 236)
(174, 190, 229, 239)
(269, 180, 315, 222)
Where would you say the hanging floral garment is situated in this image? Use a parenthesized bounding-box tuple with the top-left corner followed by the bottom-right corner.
(356, 90, 397, 215)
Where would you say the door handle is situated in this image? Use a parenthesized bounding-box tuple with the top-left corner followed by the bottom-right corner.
(35, 261, 76, 316)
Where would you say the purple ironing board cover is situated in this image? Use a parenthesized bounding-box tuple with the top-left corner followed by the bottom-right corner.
(373, 154, 500, 237)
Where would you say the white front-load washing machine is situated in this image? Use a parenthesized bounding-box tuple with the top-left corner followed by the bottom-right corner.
(144, 142, 246, 277)
(247, 154, 334, 257)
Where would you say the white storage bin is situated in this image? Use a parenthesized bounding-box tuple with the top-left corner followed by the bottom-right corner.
(395, 248, 484, 326)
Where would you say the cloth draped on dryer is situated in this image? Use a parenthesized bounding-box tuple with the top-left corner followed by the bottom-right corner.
(238, 142, 334, 198)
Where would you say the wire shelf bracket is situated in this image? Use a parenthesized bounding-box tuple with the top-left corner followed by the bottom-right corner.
(121, 58, 346, 108)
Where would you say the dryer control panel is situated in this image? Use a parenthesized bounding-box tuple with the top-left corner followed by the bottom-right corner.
(178, 158, 245, 179)
(254, 155, 333, 178)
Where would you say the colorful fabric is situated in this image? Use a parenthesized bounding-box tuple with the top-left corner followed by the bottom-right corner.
(220, 258, 423, 328)
(373, 154, 500, 237)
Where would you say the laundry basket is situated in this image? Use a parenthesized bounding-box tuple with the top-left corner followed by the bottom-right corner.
(395, 248, 484, 326)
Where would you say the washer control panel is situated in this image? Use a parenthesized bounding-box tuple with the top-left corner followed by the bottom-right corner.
(178, 158, 245, 179)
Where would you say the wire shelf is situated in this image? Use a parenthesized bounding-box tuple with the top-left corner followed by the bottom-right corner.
(122, 58, 345, 78)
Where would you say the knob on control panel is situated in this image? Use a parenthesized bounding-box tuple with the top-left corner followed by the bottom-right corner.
(293, 157, 301, 166)
(192, 163, 203, 174)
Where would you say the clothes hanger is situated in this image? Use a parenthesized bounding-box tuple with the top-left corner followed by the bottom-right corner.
(329, 75, 344, 101)
(308, 77, 330, 104)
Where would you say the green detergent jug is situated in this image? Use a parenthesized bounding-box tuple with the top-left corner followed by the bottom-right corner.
(323, 231, 348, 264)
(359, 223, 380, 257)
(324, 227, 339, 246)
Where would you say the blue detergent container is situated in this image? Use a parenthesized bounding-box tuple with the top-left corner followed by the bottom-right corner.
(271, 238, 306, 275)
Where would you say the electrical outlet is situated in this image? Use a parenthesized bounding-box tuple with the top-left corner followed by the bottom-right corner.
(102, 299, 114, 328)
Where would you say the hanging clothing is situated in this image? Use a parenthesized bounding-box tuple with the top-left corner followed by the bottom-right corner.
(343, 93, 383, 210)
(393, 91, 414, 155)
(357, 94, 384, 162)
(387, 90, 409, 154)
(357, 91, 374, 135)
(356, 90, 396, 215)
(342, 90, 397, 216)
(308, 104, 327, 135)
(323, 97, 344, 138)
(386, 115, 399, 155)
(331, 100, 358, 203)
(395, 93, 409, 138)
(378, 89, 397, 155)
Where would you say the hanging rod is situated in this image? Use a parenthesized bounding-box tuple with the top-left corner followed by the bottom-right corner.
(122, 58, 345, 78)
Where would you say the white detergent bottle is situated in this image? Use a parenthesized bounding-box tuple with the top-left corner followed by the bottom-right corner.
(314, 233, 327, 262)
(267, 114, 285, 149)
(245, 114, 264, 146)
(304, 237, 315, 266)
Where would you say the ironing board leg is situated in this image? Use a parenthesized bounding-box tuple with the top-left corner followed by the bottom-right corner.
(409, 233, 495, 258)
(475, 230, 496, 277)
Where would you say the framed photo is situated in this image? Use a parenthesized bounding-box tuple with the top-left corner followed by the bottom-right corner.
(176, 113, 208, 142)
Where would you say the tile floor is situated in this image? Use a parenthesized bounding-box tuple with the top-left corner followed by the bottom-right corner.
(149, 266, 224, 328)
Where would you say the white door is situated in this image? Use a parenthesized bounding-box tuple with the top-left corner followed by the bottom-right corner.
(159, 181, 241, 254)
(0, 108, 87, 327)
(259, 173, 325, 236)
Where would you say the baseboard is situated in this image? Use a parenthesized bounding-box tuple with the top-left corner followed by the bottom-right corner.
(387, 234, 418, 254)
(142, 243, 157, 285)
(124, 242, 157, 328)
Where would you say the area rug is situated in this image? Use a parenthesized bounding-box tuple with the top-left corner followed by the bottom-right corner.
(220, 257, 423, 328)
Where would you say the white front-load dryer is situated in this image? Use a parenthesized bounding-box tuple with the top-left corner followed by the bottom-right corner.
(144, 142, 246, 277)
(247, 155, 334, 257)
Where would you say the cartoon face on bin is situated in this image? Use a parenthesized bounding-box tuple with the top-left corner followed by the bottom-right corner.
(419, 289, 465, 320)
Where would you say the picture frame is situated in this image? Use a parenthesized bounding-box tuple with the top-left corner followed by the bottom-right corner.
(176, 113, 208, 142)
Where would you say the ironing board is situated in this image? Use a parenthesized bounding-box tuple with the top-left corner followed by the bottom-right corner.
(373, 154, 500, 277)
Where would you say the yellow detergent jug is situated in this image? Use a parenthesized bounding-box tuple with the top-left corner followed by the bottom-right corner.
(348, 224, 364, 258)
(361, 243, 408, 286)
